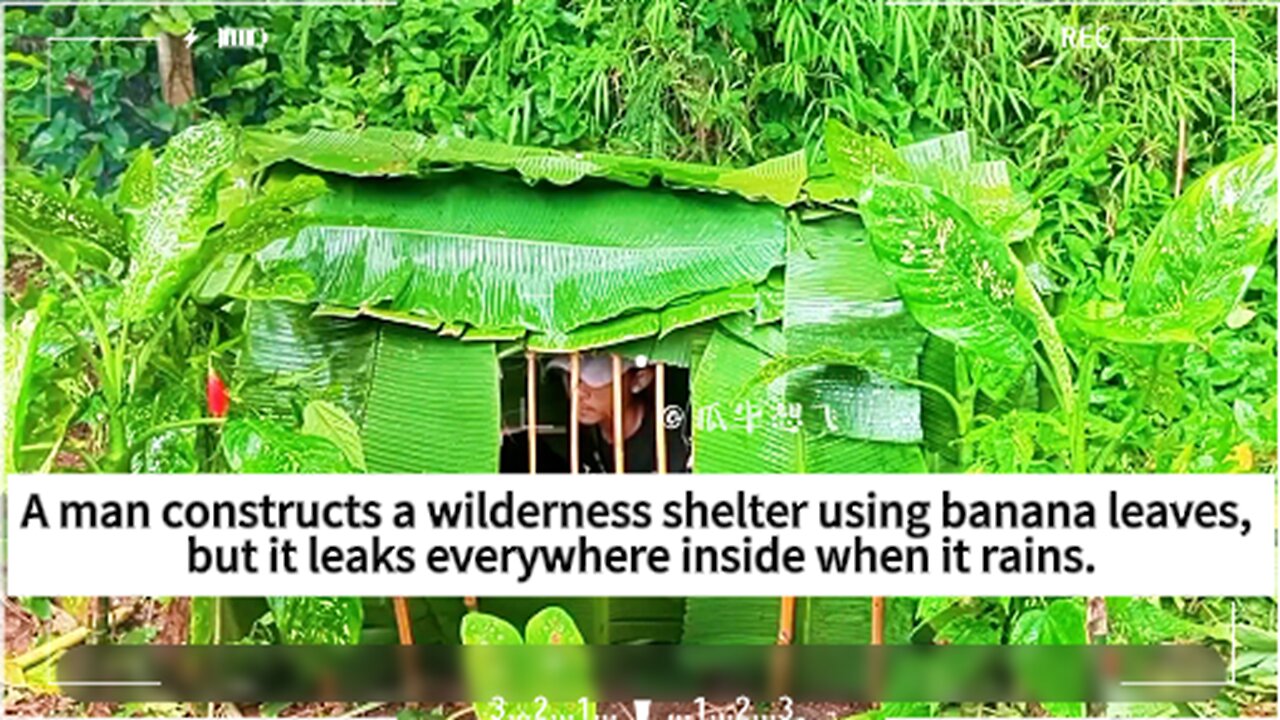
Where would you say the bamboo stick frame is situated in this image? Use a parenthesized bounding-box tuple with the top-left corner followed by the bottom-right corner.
(777, 596, 796, 645)
(526, 351, 538, 474)
(871, 596, 885, 645)
(655, 362, 667, 474)
(611, 354, 624, 472)
(570, 353, 581, 473)
(393, 597, 414, 644)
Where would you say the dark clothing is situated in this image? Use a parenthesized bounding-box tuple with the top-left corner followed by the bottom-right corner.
(501, 402, 691, 473)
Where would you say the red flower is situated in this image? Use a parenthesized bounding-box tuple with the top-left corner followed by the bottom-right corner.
(206, 369, 229, 418)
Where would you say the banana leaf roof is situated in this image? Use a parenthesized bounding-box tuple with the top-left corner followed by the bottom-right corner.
(231, 126, 1032, 473)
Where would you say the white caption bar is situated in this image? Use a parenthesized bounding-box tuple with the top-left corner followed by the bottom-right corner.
(5, 473, 1275, 597)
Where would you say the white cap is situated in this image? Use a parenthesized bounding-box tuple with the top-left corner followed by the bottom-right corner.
(546, 354, 635, 388)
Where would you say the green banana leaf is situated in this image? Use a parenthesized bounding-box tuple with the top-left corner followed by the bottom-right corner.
(236, 302, 502, 474)
(246, 128, 807, 205)
(245, 127, 429, 177)
(783, 215, 926, 443)
(237, 301, 378, 421)
(691, 326, 925, 473)
(525, 279, 776, 352)
(250, 172, 786, 338)
(683, 597, 915, 644)
(1073, 145, 1278, 344)
(363, 326, 501, 473)
(612, 325, 714, 369)
(122, 122, 240, 319)
(5, 176, 125, 271)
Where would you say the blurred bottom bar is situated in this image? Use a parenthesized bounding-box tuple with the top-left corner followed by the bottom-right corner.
(57, 644, 1225, 704)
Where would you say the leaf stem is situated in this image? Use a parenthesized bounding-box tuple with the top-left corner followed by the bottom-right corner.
(128, 417, 227, 459)
(1069, 346, 1098, 473)
(1014, 269, 1077, 461)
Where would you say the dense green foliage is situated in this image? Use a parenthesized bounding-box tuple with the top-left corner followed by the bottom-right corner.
(3, 4, 1277, 719)
(7, 3, 1277, 472)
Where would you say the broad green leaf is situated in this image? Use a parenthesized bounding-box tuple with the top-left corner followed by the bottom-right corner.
(682, 597, 787, 644)
(825, 125, 1048, 398)
(362, 327, 501, 473)
(266, 596, 362, 644)
(206, 175, 328, 256)
(1106, 598, 1205, 644)
(524, 282, 767, 352)
(122, 121, 240, 319)
(460, 612, 522, 646)
(524, 607, 584, 645)
(221, 417, 354, 473)
(1078, 145, 1277, 343)
(119, 146, 156, 213)
(244, 127, 428, 176)
(251, 172, 784, 336)
(612, 324, 713, 369)
(896, 132, 1037, 243)
(301, 400, 367, 470)
(5, 296, 53, 473)
(823, 121, 905, 199)
(528, 312, 661, 352)
(128, 382, 202, 473)
(825, 123, 1036, 242)
(1009, 604, 1088, 719)
(1009, 599, 1086, 645)
(5, 176, 125, 271)
(461, 612, 525, 720)
(236, 306, 500, 474)
(250, 128, 805, 204)
(1068, 309, 1202, 346)
(717, 150, 808, 205)
(522, 607, 594, 720)
(852, 177, 1039, 398)
(189, 597, 217, 645)
(424, 134, 803, 204)
(935, 613, 1003, 645)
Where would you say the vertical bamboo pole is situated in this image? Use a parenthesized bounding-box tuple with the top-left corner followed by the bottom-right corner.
(777, 597, 796, 645)
(527, 351, 538, 474)
(771, 596, 797, 703)
(393, 597, 414, 645)
(868, 596, 886, 709)
(655, 363, 668, 474)
(570, 353, 581, 474)
(611, 354, 625, 473)
(871, 597, 885, 645)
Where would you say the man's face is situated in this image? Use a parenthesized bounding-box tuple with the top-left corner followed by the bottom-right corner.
(575, 380, 613, 425)
(564, 368, 653, 426)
